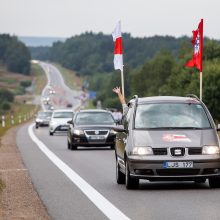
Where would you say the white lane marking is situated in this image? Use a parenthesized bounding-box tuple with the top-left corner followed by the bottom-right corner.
(28, 124, 130, 220)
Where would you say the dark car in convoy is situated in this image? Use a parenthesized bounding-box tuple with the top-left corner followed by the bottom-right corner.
(35, 110, 53, 128)
(114, 95, 220, 189)
(67, 109, 117, 150)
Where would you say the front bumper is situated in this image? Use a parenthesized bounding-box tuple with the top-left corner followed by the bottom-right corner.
(71, 134, 115, 147)
(50, 125, 69, 133)
(127, 157, 220, 180)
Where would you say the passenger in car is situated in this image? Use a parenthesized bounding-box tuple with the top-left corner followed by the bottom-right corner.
(112, 86, 129, 115)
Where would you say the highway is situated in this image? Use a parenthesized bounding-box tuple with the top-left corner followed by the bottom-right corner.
(16, 63, 220, 220)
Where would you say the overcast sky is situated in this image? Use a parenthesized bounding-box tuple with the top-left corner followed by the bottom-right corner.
(0, 0, 220, 39)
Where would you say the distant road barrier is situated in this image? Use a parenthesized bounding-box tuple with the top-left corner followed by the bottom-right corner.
(0, 110, 38, 129)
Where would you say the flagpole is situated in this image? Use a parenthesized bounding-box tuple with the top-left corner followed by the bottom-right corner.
(200, 71, 202, 100)
(121, 68, 125, 98)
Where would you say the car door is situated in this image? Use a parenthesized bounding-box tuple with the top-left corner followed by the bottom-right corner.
(116, 106, 133, 160)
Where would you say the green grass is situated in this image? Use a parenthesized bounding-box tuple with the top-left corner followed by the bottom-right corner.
(32, 63, 47, 95)
(0, 180, 5, 193)
(53, 63, 82, 90)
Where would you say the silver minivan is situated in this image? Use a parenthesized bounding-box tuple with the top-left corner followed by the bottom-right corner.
(115, 95, 220, 189)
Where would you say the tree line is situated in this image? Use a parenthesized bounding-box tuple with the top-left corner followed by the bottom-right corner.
(0, 34, 31, 75)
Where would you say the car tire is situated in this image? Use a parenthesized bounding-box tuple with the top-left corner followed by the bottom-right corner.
(49, 131, 54, 136)
(35, 123, 39, 129)
(70, 143, 77, 150)
(209, 177, 220, 188)
(125, 159, 139, 189)
(67, 140, 71, 150)
(116, 157, 125, 184)
(110, 145, 115, 150)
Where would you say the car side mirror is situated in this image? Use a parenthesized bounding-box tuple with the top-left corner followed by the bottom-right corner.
(113, 125, 126, 133)
(67, 120, 73, 124)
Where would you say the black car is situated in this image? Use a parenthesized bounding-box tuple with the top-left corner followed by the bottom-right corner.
(67, 109, 117, 150)
(114, 95, 220, 189)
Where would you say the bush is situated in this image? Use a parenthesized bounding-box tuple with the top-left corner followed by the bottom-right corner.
(0, 89, 14, 102)
(1, 102, 11, 111)
(20, 80, 32, 88)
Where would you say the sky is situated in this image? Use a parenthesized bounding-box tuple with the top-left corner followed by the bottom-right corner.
(0, 0, 220, 39)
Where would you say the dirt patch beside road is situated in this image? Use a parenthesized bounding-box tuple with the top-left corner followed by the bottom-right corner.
(0, 125, 50, 220)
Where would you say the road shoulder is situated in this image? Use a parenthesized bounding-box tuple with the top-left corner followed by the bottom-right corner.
(0, 125, 50, 219)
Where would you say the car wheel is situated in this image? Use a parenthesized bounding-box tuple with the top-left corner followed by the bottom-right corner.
(116, 157, 125, 184)
(67, 140, 71, 150)
(125, 159, 139, 189)
(209, 177, 220, 188)
(110, 145, 115, 150)
(70, 143, 77, 150)
(49, 131, 53, 136)
(35, 124, 39, 129)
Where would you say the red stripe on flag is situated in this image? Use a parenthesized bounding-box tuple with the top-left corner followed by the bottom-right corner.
(114, 37, 123, 54)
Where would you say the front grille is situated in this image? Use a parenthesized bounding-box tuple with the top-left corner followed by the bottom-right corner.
(170, 147, 185, 157)
(188, 148, 202, 155)
(156, 169, 200, 176)
(153, 148, 167, 155)
(85, 130, 108, 135)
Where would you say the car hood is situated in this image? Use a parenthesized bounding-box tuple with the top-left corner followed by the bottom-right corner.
(75, 125, 115, 130)
(133, 129, 219, 147)
(51, 118, 72, 124)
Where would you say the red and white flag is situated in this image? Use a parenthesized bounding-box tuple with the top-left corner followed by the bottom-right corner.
(185, 19, 203, 72)
(112, 21, 123, 71)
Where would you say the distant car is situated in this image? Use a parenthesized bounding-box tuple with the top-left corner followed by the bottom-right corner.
(42, 96, 50, 105)
(49, 109, 74, 136)
(114, 95, 220, 189)
(35, 110, 53, 128)
(67, 109, 117, 150)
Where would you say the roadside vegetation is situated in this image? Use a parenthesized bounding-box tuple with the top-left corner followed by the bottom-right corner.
(31, 63, 47, 95)
(53, 63, 82, 90)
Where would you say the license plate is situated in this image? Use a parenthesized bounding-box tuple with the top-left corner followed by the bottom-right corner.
(60, 126, 68, 130)
(90, 135, 105, 140)
(163, 161, 193, 168)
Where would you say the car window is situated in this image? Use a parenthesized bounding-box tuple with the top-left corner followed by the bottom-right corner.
(75, 112, 115, 125)
(53, 112, 73, 118)
(135, 103, 211, 129)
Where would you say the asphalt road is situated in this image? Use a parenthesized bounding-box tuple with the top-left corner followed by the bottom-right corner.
(16, 62, 220, 220)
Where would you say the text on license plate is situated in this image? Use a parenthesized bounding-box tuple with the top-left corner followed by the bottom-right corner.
(90, 135, 105, 140)
(163, 161, 193, 168)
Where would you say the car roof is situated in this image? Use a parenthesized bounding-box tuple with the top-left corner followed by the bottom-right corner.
(129, 96, 201, 105)
(53, 109, 74, 112)
(78, 109, 111, 113)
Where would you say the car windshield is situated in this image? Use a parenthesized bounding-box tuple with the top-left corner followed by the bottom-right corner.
(38, 112, 52, 118)
(53, 112, 73, 118)
(135, 103, 211, 129)
(75, 112, 115, 125)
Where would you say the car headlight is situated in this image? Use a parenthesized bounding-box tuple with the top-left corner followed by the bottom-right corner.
(36, 119, 43, 123)
(202, 146, 220, 155)
(132, 147, 153, 155)
(73, 129, 84, 135)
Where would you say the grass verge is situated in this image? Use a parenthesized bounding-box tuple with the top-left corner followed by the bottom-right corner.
(32, 63, 47, 95)
(53, 63, 82, 90)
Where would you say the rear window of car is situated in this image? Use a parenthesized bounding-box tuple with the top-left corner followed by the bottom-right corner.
(75, 112, 115, 125)
(135, 103, 211, 129)
(53, 112, 73, 118)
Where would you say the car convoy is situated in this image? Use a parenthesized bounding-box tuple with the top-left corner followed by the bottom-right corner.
(34, 94, 220, 190)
